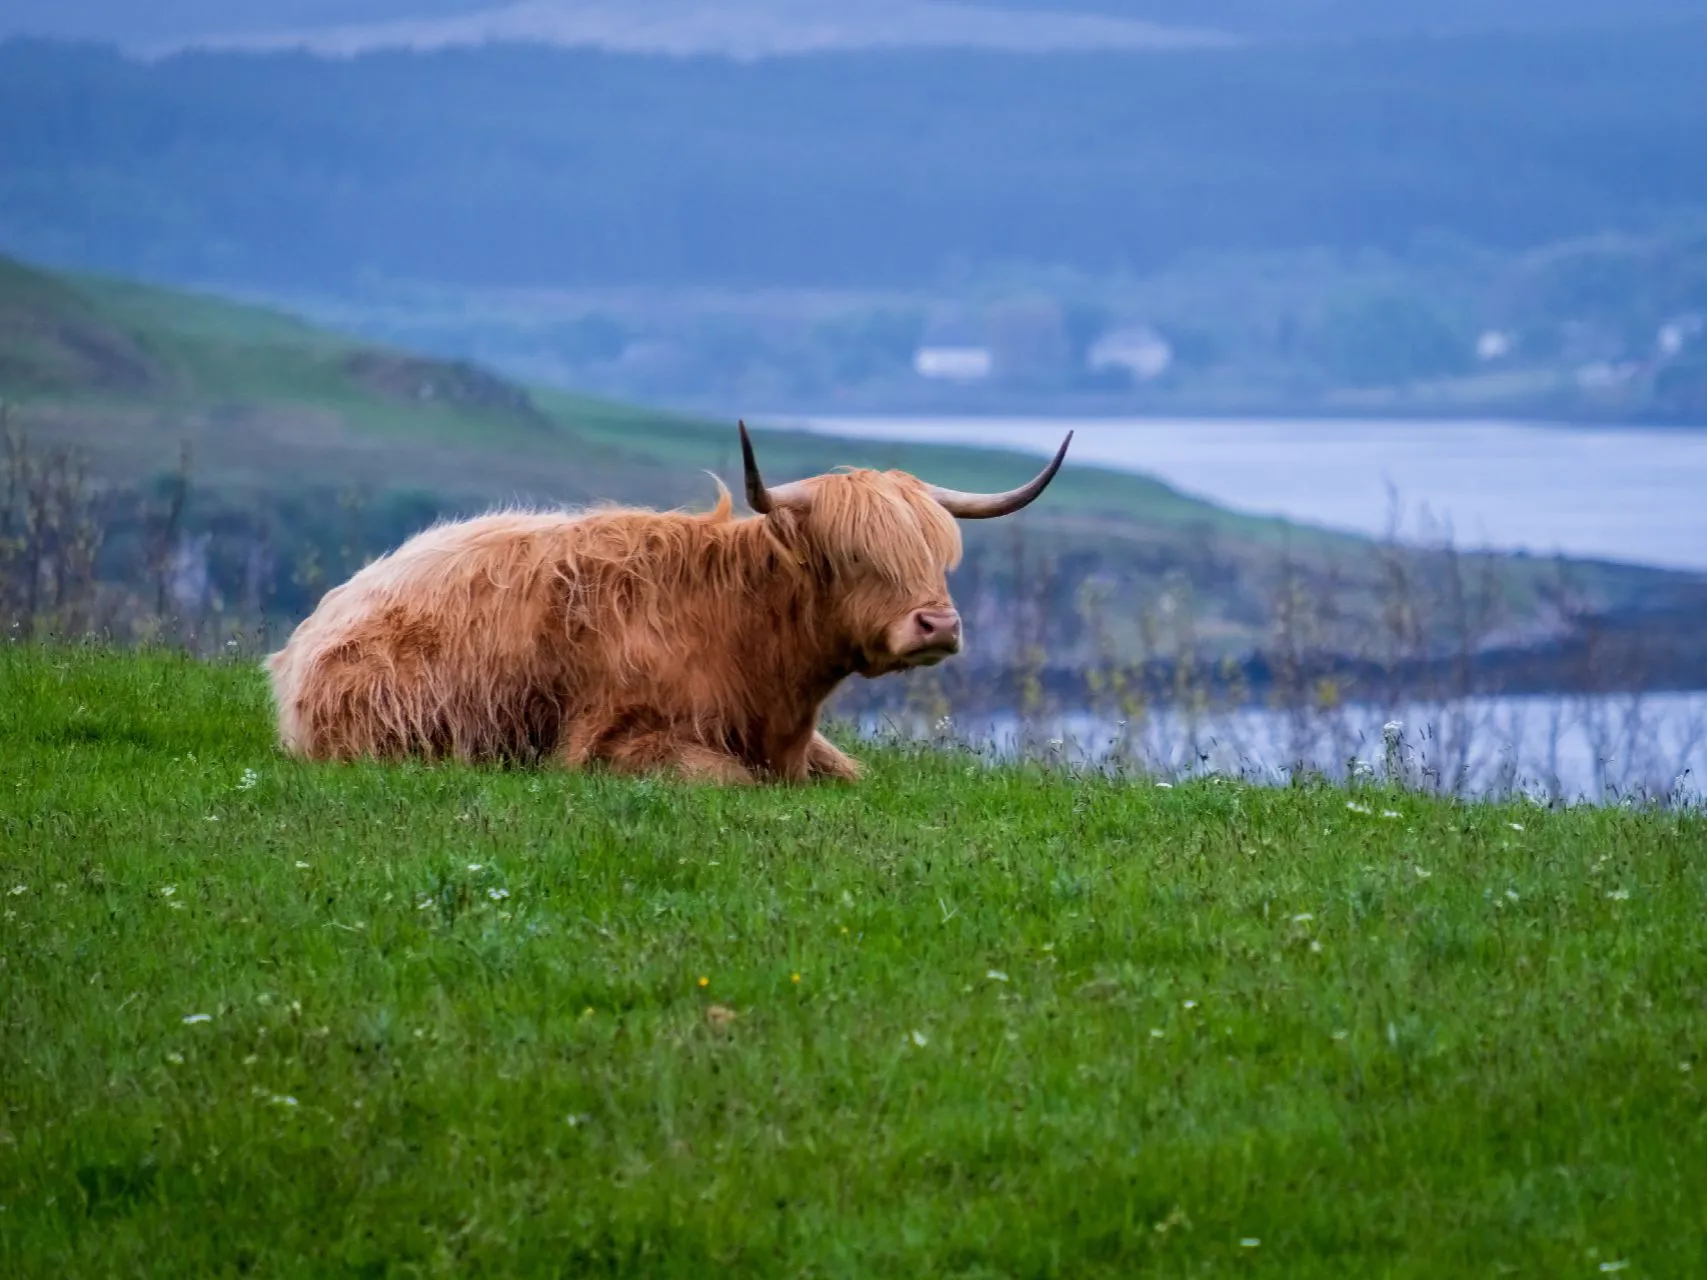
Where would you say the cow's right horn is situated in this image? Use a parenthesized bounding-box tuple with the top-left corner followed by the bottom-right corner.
(925, 431, 1073, 519)
(739, 420, 812, 513)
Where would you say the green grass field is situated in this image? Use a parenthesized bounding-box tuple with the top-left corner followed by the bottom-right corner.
(3, 646, 1705, 1276)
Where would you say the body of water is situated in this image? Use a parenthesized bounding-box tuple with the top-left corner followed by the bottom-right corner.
(780, 415, 1707, 572)
(795, 414, 1707, 802)
(858, 690, 1707, 805)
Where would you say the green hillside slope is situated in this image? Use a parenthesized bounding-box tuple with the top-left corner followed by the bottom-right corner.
(1, 254, 1228, 522)
(0, 253, 1695, 686)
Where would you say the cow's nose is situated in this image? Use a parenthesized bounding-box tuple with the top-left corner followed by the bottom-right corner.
(912, 608, 962, 649)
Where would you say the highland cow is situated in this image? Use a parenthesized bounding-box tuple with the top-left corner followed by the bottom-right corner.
(265, 422, 1072, 783)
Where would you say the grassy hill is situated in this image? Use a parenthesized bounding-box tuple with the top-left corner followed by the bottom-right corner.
(1, 252, 1698, 691)
(0, 253, 1244, 522)
(4, 645, 1706, 1274)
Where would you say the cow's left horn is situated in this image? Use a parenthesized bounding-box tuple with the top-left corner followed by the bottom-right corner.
(925, 431, 1074, 519)
(739, 420, 812, 513)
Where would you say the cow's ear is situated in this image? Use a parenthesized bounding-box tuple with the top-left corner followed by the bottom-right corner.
(756, 508, 809, 566)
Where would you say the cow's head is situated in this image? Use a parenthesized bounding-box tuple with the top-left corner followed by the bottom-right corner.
(738, 421, 1072, 677)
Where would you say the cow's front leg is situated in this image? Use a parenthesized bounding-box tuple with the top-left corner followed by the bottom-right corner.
(575, 723, 757, 785)
(760, 724, 858, 783)
(806, 731, 862, 782)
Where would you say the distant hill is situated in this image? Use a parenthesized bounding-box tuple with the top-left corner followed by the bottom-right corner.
(136, 1, 1233, 60)
(963, 0, 1701, 39)
(3, 23, 1705, 293)
(3, 251, 1698, 693)
(1, 0, 1696, 50)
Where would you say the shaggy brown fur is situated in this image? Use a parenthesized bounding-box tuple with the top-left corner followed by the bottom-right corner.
(266, 427, 1067, 783)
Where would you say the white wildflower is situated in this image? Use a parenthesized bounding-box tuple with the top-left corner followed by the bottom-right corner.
(1240, 1238, 1261, 1248)
(467, 863, 483, 873)
(1599, 1263, 1629, 1274)
(295, 861, 310, 870)
(1183, 1000, 1197, 1010)
(1607, 889, 1630, 902)
(236, 768, 260, 791)
(1382, 720, 1403, 740)
(1381, 810, 1401, 819)
(985, 969, 1009, 982)
(160, 885, 177, 897)
(1508, 822, 1525, 832)
(1292, 913, 1314, 923)
(1413, 866, 1432, 880)
(7, 885, 25, 896)
(1346, 802, 1372, 815)
(181, 1013, 213, 1025)
(909, 1029, 928, 1048)
(269, 1094, 299, 1107)
(1506, 889, 1520, 901)
(205, 814, 220, 822)
(488, 887, 510, 902)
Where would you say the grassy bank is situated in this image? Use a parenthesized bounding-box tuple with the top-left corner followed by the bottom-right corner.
(3, 646, 1705, 1276)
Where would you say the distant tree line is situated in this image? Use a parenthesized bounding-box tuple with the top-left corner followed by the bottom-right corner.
(2, 23, 1705, 292)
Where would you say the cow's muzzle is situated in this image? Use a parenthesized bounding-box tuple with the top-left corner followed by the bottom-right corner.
(899, 608, 963, 665)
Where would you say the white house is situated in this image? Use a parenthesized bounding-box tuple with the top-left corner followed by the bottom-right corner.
(913, 345, 994, 381)
(1476, 330, 1513, 361)
(1658, 315, 1703, 358)
(1086, 327, 1173, 381)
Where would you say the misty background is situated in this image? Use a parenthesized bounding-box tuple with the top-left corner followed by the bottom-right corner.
(4, 1, 1706, 426)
